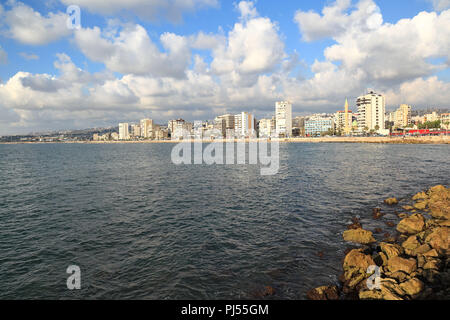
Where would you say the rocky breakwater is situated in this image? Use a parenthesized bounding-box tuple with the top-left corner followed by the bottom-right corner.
(307, 185, 449, 300)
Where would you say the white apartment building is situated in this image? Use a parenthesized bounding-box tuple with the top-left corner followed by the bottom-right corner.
(140, 119, 154, 139)
(334, 110, 353, 133)
(118, 123, 130, 140)
(234, 112, 255, 137)
(275, 101, 292, 138)
(259, 117, 276, 138)
(356, 91, 386, 133)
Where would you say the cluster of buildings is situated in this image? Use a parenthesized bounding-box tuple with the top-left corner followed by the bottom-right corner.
(98, 91, 449, 141)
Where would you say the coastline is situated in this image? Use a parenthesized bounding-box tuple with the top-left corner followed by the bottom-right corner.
(307, 185, 449, 300)
(1, 136, 449, 145)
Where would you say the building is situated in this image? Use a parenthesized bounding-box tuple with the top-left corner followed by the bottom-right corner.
(131, 124, 141, 138)
(140, 119, 154, 139)
(441, 114, 450, 129)
(356, 91, 386, 133)
(388, 104, 412, 129)
(424, 112, 440, 122)
(305, 114, 334, 136)
(118, 123, 130, 140)
(292, 116, 306, 137)
(235, 112, 256, 137)
(169, 119, 193, 140)
(259, 117, 276, 138)
(275, 101, 292, 137)
(216, 114, 235, 130)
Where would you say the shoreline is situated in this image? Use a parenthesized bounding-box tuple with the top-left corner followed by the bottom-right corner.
(1, 136, 449, 145)
(307, 185, 449, 300)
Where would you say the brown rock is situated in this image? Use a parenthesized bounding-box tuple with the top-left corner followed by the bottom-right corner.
(373, 208, 385, 219)
(402, 205, 414, 211)
(425, 227, 449, 254)
(413, 200, 428, 211)
(412, 191, 428, 201)
(397, 214, 426, 234)
(380, 242, 404, 260)
(387, 256, 417, 274)
(374, 228, 383, 234)
(423, 249, 439, 258)
(359, 290, 383, 300)
(343, 229, 376, 245)
(307, 286, 339, 300)
(261, 286, 275, 297)
(423, 259, 440, 270)
(399, 278, 425, 297)
(428, 200, 450, 220)
(385, 221, 395, 228)
(398, 213, 409, 219)
(384, 198, 398, 205)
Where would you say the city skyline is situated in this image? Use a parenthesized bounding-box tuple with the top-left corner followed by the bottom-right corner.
(0, 0, 450, 135)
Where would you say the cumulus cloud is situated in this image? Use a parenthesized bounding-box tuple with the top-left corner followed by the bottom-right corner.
(60, 0, 218, 23)
(1, 1, 71, 45)
(74, 23, 191, 78)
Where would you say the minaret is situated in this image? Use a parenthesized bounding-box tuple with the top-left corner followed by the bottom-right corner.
(344, 98, 351, 135)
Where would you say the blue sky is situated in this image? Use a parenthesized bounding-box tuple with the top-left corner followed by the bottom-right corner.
(0, 0, 449, 134)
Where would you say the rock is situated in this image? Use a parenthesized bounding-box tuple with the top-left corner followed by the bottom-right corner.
(388, 271, 409, 283)
(397, 214, 426, 235)
(343, 229, 376, 245)
(359, 290, 383, 300)
(387, 256, 417, 274)
(423, 259, 440, 270)
(385, 221, 395, 228)
(261, 286, 276, 297)
(413, 200, 428, 210)
(412, 192, 428, 201)
(402, 205, 414, 211)
(347, 221, 362, 230)
(317, 251, 325, 258)
(385, 198, 398, 205)
(402, 235, 421, 255)
(342, 249, 376, 290)
(428, 185, 447, 195)
(373, 208, 384, 219)
(380, 279, 404, 300)
(398, 213, 409, 219)
(428, 201, 450, 220)
(380, 242, 404, 260)
(424, 227, 449, 254)
(399, 278, 425, 297)
(374, 228, 383, 234)
(423, 249, 439, 258)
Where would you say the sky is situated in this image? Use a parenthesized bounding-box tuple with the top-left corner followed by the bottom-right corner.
(0, 0, 449, 135)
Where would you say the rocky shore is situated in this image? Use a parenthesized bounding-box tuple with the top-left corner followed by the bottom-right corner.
(307, 185, 449, 300)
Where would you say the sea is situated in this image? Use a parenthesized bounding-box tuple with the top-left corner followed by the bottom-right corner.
(0, 142, 448, 299)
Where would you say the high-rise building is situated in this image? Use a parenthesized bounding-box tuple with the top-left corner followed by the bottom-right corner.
(131, 124, 141, 137)
(234, 112, 255, 137)
(441, 114, 450, 129)
(388, 104, 412, 129)
(169, 119, 193, 140)
(356, 91, 386, 133)
(216, 114, 235, 130)
(275, 101, 292, 137)
(214, 117, 227, 138)
(140, 119, 154, 139)
(118, 123, 130, 140)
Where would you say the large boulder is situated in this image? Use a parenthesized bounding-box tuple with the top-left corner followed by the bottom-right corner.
(412, 191, 428, 201)
(384, 198, 398, 205)
(399, 278, 425, 297)
(343, 229, 376, 244)
(306, 286, 339, 300)
(428, 201, 450, 220)
(413, 200, 428, 210)
(424, 227, 449, 254)
(397, 214, 426, 234)
(387, 256, 417, 274)
(342, 249, 376, 290)
(380, 242, 404, 260)
(401, 235, 430, 256)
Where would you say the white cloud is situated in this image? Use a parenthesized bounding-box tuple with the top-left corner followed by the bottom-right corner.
(74, 23, 191, 78)
(1, 1, 71, 45)
(430, 0, 450, 11)
(60, 0, 218, 23)
(294, 0, 383, 42)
